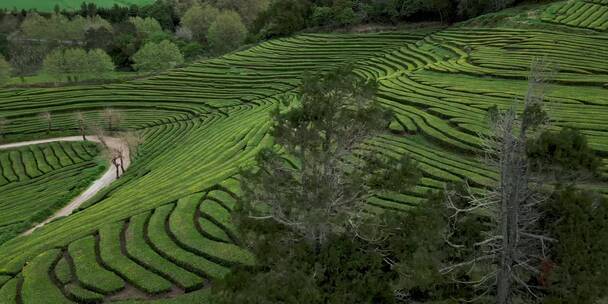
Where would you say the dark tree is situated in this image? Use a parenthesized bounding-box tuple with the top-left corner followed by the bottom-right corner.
(96, 4, 130, 23)
(9, 41, 48, 82)
(214, 65, 430, 303)
(253, 0, 312, 39)
(84, 27, 113, 51)
(240, 64, 420, 247)
(78, 2, 98, 17)
(543, 188, 608, 303)
(0, 34, 8, 58)
(108, 21, 140, 70)
(141, 0, 179, 31)
(527, 128, 600, 179)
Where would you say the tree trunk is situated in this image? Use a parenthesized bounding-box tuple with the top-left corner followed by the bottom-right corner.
(79, 120, 86, 141)
(112, 158, 120, 178)
(496, 123, 527, 304)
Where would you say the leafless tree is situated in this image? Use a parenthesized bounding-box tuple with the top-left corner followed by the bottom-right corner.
(120, 131, 143, 161)
(110, 150, 123, 178)
(442, 58, 555, 304)
(40, 111, 52, 134)
(75, 111, 87, 141)
(92, 125, 124, 178)
(0, 117, 8, 141)
(103, 108, 122, 135)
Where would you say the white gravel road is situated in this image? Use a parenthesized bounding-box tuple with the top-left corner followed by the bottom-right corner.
(0, 136, 130, 236)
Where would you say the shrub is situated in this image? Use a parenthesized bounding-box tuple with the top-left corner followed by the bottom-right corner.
(312, 6, 333, 26)
(527, 128, 600, 177)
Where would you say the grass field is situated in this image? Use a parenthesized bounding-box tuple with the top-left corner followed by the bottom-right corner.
(5, 71, 149, 87)
(0, 2, 606, 303)
(0, 0, 155, 12)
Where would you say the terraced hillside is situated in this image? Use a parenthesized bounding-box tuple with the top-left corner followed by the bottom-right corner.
(0, 9, 607, 304)
(542, 0, 608, 31)
(0, 141, 105, 245)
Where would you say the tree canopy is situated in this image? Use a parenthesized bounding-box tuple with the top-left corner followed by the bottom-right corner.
(129, 16, 163, 40)
(43, 48, 114, 82)
(207, 10, 247, 54)
(132, 40, 184, 72)
(181, 3, 220, 43)
(0, 56, 10, 85)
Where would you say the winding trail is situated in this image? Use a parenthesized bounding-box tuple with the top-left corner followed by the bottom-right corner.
(0, 136, 130, 236)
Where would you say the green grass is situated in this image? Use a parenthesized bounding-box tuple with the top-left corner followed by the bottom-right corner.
(54, 255, 72, 285)
(125, 212, 204, 291)
(112, 288, 213, 304)
(169, 194, 255, 267)
(64, 283, 104, 303)
(0, 277, 19, 303)
(5, 72, 148, 88)
(0, 142, 105, 245)
(0, 2, 607, 302)
(199, 199, 237, 243)
(21, 249, 72, 304)
(67, 236, 125, 294)
(0, 0, 155, 12)
(146, 204, 231, 280)
(0, 275, 11, 287)
(98, 221, 173, 294)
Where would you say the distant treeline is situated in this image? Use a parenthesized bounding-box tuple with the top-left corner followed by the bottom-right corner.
(0, 0, 554, 84)
(1, 0, 554, 39)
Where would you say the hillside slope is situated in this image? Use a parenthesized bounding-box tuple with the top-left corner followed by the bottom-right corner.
(0, 3, 607, 303)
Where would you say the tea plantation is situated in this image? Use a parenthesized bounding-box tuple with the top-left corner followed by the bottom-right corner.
(0, 1, 607, 302)
(0, 141, 105, 245)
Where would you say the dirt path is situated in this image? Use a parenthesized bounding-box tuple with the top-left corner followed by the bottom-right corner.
(0, 136, 130, 236)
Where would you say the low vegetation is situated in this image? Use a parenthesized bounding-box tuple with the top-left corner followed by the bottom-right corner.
(0, 0, 606, 303)
(0, 141, 105, 245)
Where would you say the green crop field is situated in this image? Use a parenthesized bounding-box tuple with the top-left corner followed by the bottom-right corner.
(0, 1, 607, 303)
(542, 0, 608, 31)
(0, 141, 105, 246)
(0, 0, 155, 12)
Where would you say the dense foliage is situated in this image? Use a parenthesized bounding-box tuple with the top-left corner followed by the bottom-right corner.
(207, 10, 247, 54)
(213, 67, 457, 302)
(132, 40, 184, 71)
(527, 128, 601, 177)
(0, 0, 541, 82)
(543, 188, 608, 303)
(43, 48, 115, 81)
(0, 2, 606, 303)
